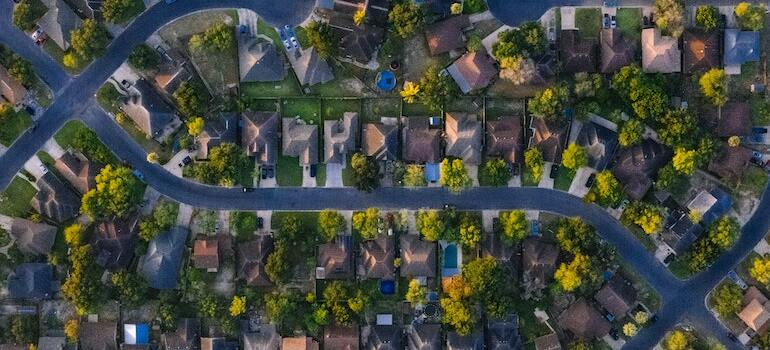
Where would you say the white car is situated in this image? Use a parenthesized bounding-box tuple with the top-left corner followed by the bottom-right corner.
(290, 37, 299, 49)
(38, 163, 48, 175)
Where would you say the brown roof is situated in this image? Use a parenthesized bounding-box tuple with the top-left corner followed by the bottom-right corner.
(362, 123, 398, 161)
(559, 30, 597, 73)
(317, 238, 353, 279)
(282, 117, 319, 165)
(31, 172, 80, 223)
(594, 275, 637, 317)
(402, 117, 441, 163)
(708, 144, 752, 180)
(683, 29, 720, 73)
(324, 112, 359, 163)
(94, 214, 139, 270)
(193, 238, 219, 270)
(359, 235, 395, 280)
(522, 237, 559, 283)
(482, 233, 517, 271)
(610, 139, 672, 200)
(424, 15, 470, 55)
(558, 299, 611, 340)
(54, 151, 99, 194)
(281, 337, 318, 350)
(486, 116, 524, 164)
(0, 65, 28, 105)
(529, 118, 567, 163)
(739, 298, 770, 332)
(534, 334, 561, 350)
(445, 112, 482, 165)
(80, 321, 117, 350)
(198, 113, 238, 159)
(600, 29, 636, 73)
(718, 101, 752, 137)
(744, 286, 769, 306)
(237, 236, 273, 287)
(10, 218, 57, 256)
(242, 111, 279, 164)
(324, 325, 359, 350)
(400, 234, 436, 277)
(446, 50, 498, 93)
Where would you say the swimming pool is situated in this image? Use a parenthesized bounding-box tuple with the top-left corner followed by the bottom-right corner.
(443, 244, 458, 269)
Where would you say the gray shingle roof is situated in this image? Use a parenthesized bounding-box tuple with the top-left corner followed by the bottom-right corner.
(94, 215, 139, 270)
(406, 323, 440, 350)
(31, 172, 80, 223)
(10, 218, 57, 256)
(242, 111, 279, 165)
(80, 321, 117, 350)
(121, 79, 177, 138)
(402, 117, 441, 164)
(163, 319, 201, 350)
(239, 41, 285, 82)
(359, 235, 395, 280)
(324, 112, 358, 163)
(139, 226, 187, 289)
(399, 234, 436, 278)
(445, 112, 482, 165)
(317, 236, 353, 279)
(7, 263, 55, 300)
(600, 29, 636, 73)
(38, 0, 82, 50)
(282, 117, 319, 165)
(610, 139, 672, 200)
(293, 48, 334, 86)
(575, 121, 619, 171)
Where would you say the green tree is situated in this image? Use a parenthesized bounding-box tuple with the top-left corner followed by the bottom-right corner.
(229, 295, 247, 317)
(418, 64, 456, 112)
(621, 201, 663, 235)
(462, 257, 511, 317)
(492, 22, 546, 59)
(70, 19, 110, 62)
(750, 255, 770, 284)
(127, 44, 160, 71)
(403, 164, 426, 186)
(561, 143, 587, 171)
(198, 294, 220, 319)
(352, 207, 381, 240)
(388, 1, 424, 39)
(695, 5, 720, 30)
(102, 0, 143, 24)
(139, 201, 178, 241)
(708, 216, 739, 250)
(405, 279, 426, 305)
(592, 170, 622, 206)
(664, 330, 689, 350)
(319, 210, 346, 242)
(658, 109, 697, 149)
(735, 2, 767, 31)
(323, 281, 353, 325)
(618, 119, 643, 147)
(482, 158, 510, 186)
(458, 214, 481, 248)
(350, 153, 380, 192)
(416, 209, 445, 241)
(655, 0, 684, 37)
(573, 72, 602, 99)
(173, 81, 207, 118)
(655, 163, 688, 194)
(193, 143, 250, 186)
(12, 0, 43, 31)
(8, 58, 33, 87)
(524, 147, 544, 183)
(555, 217, 595, 255)
(440, 298, 474, 335)
(498, 210, 528, 245)
(554, 253, 591, 291)
(305, 21, 339, 59)
(111, 270, 148, 306)
(699, 68, 728, 107)
(81, 165, 143, 219)
(265, 243, 290, 284)
(189, 22, 234, 52)
(612, 65, 667, 121)
(528, 85, 569, 121)
(672, 148, 697, 175)
(440, 158, 471, 191)
(711, 282, 743, 318)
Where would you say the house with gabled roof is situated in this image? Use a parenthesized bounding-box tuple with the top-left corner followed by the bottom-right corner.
(486, 116, 524, 164)
(317, 236, 354, 279)
(237, 236, 273, 287)
(55, 151, 99, 194)
(600, 29, 636, 73)
(192, 237, 219, 272)
(400, 234, 436, 278)
(739, 286, 770, 333)
(283, 117, 319, 165)
(38, 0, 82, 50)
(641, 28, 681, 73)
(31, 172, 80, 223)
(482, 233, 517, 273)
(406, 323, 441, 350)
(239, 40, 285, 83)
(575, 120, 619, 171)
(522, 237, 559, 284)
(683, 29, 720, 73)
(121, 79, 180, 140)
(38, 336, 66, 350)
(445, 112, 482, 165)
(162, 319, 201, 350)
(242, 111, 279, 165)
(559, 30, 597, 73)
(534, 333, 561, 350)
(424, 15, 470, 55)
(361, 325, 402, 350)
(446, 331, 483, 350)
(486, 317, 523, 350)
(0, 65, 28, 106)
(242, 325, 280, 350)
(324, 112, 359, 163)
(708, 143, 753, 181)
(153, 48, 194, 96)
(717, 101, 752, 138)
(610, 138, 672, 200)
(94, 214, 139, 270)
(10, 218, 56, 256)
(80, 321, 118, 350)
(138, 226, 187, 289)
(529, 118, 567, 163)
(447, 50, 497, 94)
(362, 122, 398, 161)
(323, 325, 359, 350)
(197, 113, 237, 159)
(359, 235, 395, 280)
(281, 337, 318, 350)
(402, 117, 442, 164)
(558, 299, 611, 340)
(291, 48, 334, 87)
(594, 275, 637, 318)
(724, 29, 760, 74)
(7, 263, 56, 300)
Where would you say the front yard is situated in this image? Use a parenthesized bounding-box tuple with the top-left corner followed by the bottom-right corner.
(0, 108, 32, 146)
(276, 154, 303, 187)
(575, 8, 602, 39)
(0, 176, 36, 217)
(616, 8, 642, 42)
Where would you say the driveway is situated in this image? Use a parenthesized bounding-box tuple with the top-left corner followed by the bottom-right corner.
(325, 163, 344, 188)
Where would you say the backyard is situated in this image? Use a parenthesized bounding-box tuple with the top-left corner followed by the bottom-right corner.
(321, 99, 362, 120)
(362, 98, 401, 122)
(281, 98, 321, 124)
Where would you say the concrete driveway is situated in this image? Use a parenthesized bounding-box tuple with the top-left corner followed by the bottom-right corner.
(302, 166, 316, 187)
(325, 163, 344, 188)
(568, 167, 594, 198)
(538, 163, 555, 189)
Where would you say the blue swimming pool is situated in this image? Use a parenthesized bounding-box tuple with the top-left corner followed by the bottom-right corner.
(443, 244, 458, 269)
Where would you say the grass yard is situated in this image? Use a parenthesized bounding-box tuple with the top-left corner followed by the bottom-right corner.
(485, 98, 526, 120)
(445, 97, 482, 114)
(521, 167, 540, 187)
(402, 102, 437, 116)
(511, 296, 553, 348)
(257, 18, 282, 49)
(116, 118, 173, 164)
(241, 78, 301, 98)
(668, 257, 693, 279)
(96, 83, 123, 114)
(54, 120, 86, 149)
(315, 163, 326, 187)
(245, 98, 279, 112)
(342, 154, 355, 186)
(0, 176, 36, 217)
(362, 98, 401, 122)
(187, 28, 239, 96)
(0, 108, 32, 146)
(575, 8, 602, 39)
(230, 211, 257, 241)
(477, 161, 510, 187)
(294, 26, 310, 48)
(616, 8, 642, 42)
(321, 99, 362, 120)
(276, 154, 303, 187)
(270, 211, 319, 231)
(553, 169, 574, 191)
(281, 98, 321, 124)
(309, 61, 367, 97)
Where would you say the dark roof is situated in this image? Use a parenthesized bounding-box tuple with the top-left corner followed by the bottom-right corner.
(0, 65, 28, 105)
(318, 236, 354, 279)
(80, 322, 117, 350)
(534, 334, 561, 350)
(7, 263, 55, 300)
(446, 51, 497, 93)
(324, 112, 359, 164)
(559, 30, 597, 73)
(708, 144, 752, 180)
(31, 172, 80, 223)
(38, 0, 82, 50)
(400, 235, 437, 278)
(122, 79, 177, 138)
(529, 118, 567, 163)
(610, 139, 672, 200)
(198, 113, 238, 159)
(600, 29, 636, 73)
(576, 121, 619, 171)
(594, 275, 637, 317)
(324, 325, 359, 350)
(192, 238, 219, 270)
(292, 48, 334, 86)
(94, 214, 140, 270)
(522, 237, 559, 283)
(406, 323, 440, 350)
(242, 325, 280, 350)
(363, 123, 398, 161)
(724, 29, 760, 66)
(282, 117, 319, 165)
(446, 331, 483, 350)
(486, 116, 524, 164)
(38, 337, 66, 350)
(361, 325, 402, 350)
(154, 51, 193, 95)
(359, 235, 395, 280)
(54, 151, 99, 194)
(242, 111, 279, 165)
(424, 15, 470, 55)
(239, 41, 285, 82)
(163, 319, 201, 350)
(200, 338, 237, 350)
(10, 218, 57, 256)
(661, 211, 704, 255)
(557, 299, 611, 340)
(481, 233, 516, 272)
(237, 236, 273, 287)
(486, 317, 523, 350)
(683, 29, 720, 73)
(340, 25, 386, 63)
(718, 101, 752, 137)
(139, 226, 187, 289)
(445, 112, 482, 165)
(402, 117, 441, 163)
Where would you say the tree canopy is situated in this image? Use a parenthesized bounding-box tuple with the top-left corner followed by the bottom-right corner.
(416, 209, 444, 241)
(68, 20, 110, 67)
(319, 210, 346, 242)
(492, 22, 546, 60)
(417, 64, 456, 112)
(388, 1, 424, 39)
(350, 153, 380, 192)
(735, 2, 767, 31)
(482, 158, 511, 186)
(528, 85, 569, 121)
(618, 119, 643, 147)
(621, 201, 663, 235)
(191, 143, 250, 186)
(127, 44, 160, 71)
(440, 158, 471, 191)
(305, 21, 339, 59)
(711, 282, 743, 318)
(561, 143, 587, 171)
(173, 80, 207, 118)
(654, 0, 684, 37)
(189, 22, 234, 53)
(524, 147, 544, 183)
(699, 68, 728, 107)
(81, 165, 143, 219)
(695, 5, 720, 30)
(498, 210, 528, 245)
(750, 255, 770, 284)
(102, 0, 144, 24)
(352, 208, 381, 240)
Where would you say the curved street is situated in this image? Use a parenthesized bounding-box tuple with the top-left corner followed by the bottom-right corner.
(0, 1, 768, 349)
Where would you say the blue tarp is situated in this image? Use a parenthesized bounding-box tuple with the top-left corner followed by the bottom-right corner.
(425, 163, 440, 182)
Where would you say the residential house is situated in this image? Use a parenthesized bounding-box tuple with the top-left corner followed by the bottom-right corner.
(54, 151, 99, 194)
(38, 337, 66, 350)
(717, 101, 752, 138)
(80, 321, 117, 350)
(281, 337, 319, 350)
(739, 286, 770, 333)
(486, 317, 523, 350)
(486, 116, 524, 164)
(38, 0, 82, 50)
(558, 299, 611, 340)
(534, 334, 561, 350)
(687, 188, 732, 226)
(282, 117, 319, 165)
(7, 263, 56, 300)
(683, 29, 720, 73)
(192, 237, 219, 272)
(324, 112, 359, 163)
(402, 116, 442, 164)
(724, 29, 760, 73)
(424, 15, 470, 55)
(242, 111, 279, 165)
(575, 120, 619, 171)
(445, 112, 482, 165)
(317, 236, 354, 279)
(641, 28, 681, 73)
(153, 49, 194, 95)
(559, 30, 597, 73)
(522, 237, 559, 285)
(359, 235, 395, 280)
(138, 227, 187, 289)
(10, 218, 57, 256)
(400, 234, 437, 278)
(121, 79, 179, 140)
(162, 319, 201, 350)
(529, 118, 567, 163)
(446, 331, 483, 350)
(94, 214, 140, 270)
(600, 28, 636, 73)
(0, 65, 28, 106)
(63, 0, 100, 19)
(323, 325, 359, 350)
(242, 325, 280, 350)
(610, 139, 672, 200)
(237, 236, 273, 287)
(316, 0, 389, 64)
(708, 143, 752, 181)
(200, 338, 237, 350)
(31, 172, 80, 223)
(482, 232, 517, 273)
(362, 122, 398, 161)
(447, 50, 497, 93)
(406, 323, 441, 350)
(291, 48, 334, 86)
(594, 275, 637, 318)
(660, 209, 704, 256)
(239, 40, 285, 82)
(197, 112, 237, 159)
(361, 325, 402, 350)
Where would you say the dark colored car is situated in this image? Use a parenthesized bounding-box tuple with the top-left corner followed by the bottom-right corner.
(603, 14, 610, 28)
(608, 329, 619, 341)
(261, 168, 267, 179)
(585, 173, 596, 188)
(309, 164, 317, 178)
(182, 156, 192, 165)
(649, 314, 658, 323)
(727, 333, 738, 342)
(549, 164, 559, 179)
(256, 217, 264, 229)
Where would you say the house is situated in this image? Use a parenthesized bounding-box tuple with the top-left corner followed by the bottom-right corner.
(242, 325, 280, 350)
(529, 118, 567, 163)
(486, 317, 523, 350)
(522, 237, 559, 284)
(575, 120, 619, 171)
(162, 319, 201, 350)
(0, 65, 28, 106)
(445, 112, 482, 165)
(724, 29, 760, 73)
(482, 233, 517, 273)
(558, 299, 611, 340)
(239, 40, 285, 82)
(424, 15, 470, 55)
(359, 235, 395, 280)
(362, 122, 398, 161)
(94, 215, 140, 270)
(660, 210, 704, 255)
(641, 28, 681, 73)
(402, 117, 442, 164)
(7, 263, 56, 300)
(153, 49, 194, 95)
(316, 0, 389, 64)
(324, 112, 359, 163)
(38, 337, 66, 350)
(600, 29, 636, 73)
(446, 331, 483, 350)
(242, 111, 279, 165)
(717, 101, 752, 137)
(291, 48, 334, 86)
(237, 236, 273, 287)
(610, 139, 672, 200)
(534, 333, 562, 350)
(200, 338, 237, 350)
(739, 286, 770, 333)
(361, 325, 402, 350)
(683, 29, 720, 73)
(31, 172, 80, 223)
(400, 234, 436, 278)
(281, 337, 319, 350)
(406, 323, 441, 350)
(339, 25, 386, 64)
(38, 0, 82, 50)
(80, 321, 117, 350)
(197, 113, 237, 159)
(708, 144, 752, 181)
(687, 188, 732, 226)
(124, 324, 150, 345)
(317, 236, 354, 279)
(323, 325, 359, 350)
(559, 30, 597, 73)
(486, 116, 524, 164)
(282, 117, 319, 165)
(192, 238, 219, 272)
(54, 151, 99, 194)
(10, 218, 57, 256)
(138, 227, 187, 289)
(446, 50, 497, 93)
(594, 275, 637, 318)
(121, 79, 179, 139)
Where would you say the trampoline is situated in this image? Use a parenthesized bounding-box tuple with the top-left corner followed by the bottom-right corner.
(376, 70, 397, 91)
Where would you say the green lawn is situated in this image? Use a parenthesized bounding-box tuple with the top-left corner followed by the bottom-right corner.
(321, 99, 362, 120)
(485, 98, 525, 121)
(616, 8, 642, 42)
(315, 163, 326, 187)
(241, 78, 302, 98)
(668, 257, 694, 279)
(575, 8, 602, 39)
(521, 167, 539, 187)
(43, 41, 85, 74)
(0, 177, 37, 217)
(309, 61, 366, 97)
(553, 169, 574, 191)
(362, 98, 401, 122)
(402, 102, 437, 116)
(445, 97, 481, 113)
(245, 98, 279, 112)
(477, 161, 510, 187)
(270, 211, 319, 231)
(281, 98, 321, 124)
(342, 154, 355, 186)
(116, 118, 173, 164)
(0, 108, 32, 146)
(187, 28, 239, 96)
(230, 211, 257, 241)
(257, 18, 281, 49)
(276, 154, 303, 186)
(294, 26, 310, 48)
(96, 83, 123, 114)
(54, 120, 86, 149)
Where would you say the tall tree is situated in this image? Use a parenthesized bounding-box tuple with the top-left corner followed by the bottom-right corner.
(319, 210, 346, 242)
(305, 21, 339, 59)
(81, 165, 143, 219)
(352, 208, 381, 240)
(524, 147, 544, 183)
(416, 209, 444, 241)
(388, 1, 424, 39)
(70, 19, 110, 62)
(440, 158, 471, 191)
(711, 282, 743, 318)
(699, 68, 728, 107)
(561, 143, 587, 171)
(418, 64, 456, 112)
(735, 2, 767, 31)
(102, 0, 144, 24)
(350, 153, 380, 192)
(127, 44, 160, 71)
(654, 0, 684, 37)
(618, 119, 643, 147)
(498, 210, 528, 245)
(695, 5, 720, 30)
(528, 85, 569, 121)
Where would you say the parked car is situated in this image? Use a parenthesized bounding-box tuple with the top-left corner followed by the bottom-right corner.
(585, 173, 596, 188)
(549, 164, 559, 179)
(751, 151, 764, 166)
(256, 217, 264, 229)
(603, 14, 610, 28)
(727, 333, 738, 342)
(242, 187, 254, 193)
(240, 25, 248, 35)
(643, 16, 649, 26)
(290, 37, 299, 48)
(309, 164, 317, 178)
(278, 28, 291, 50)
(132, 170, 145, 182)
(182, 156, 192, 165)
(608, 329, 619, 341)
(38, 163, 48, 175)
(120, 80, 131, 89)
(754, 127, 768, 134)
(728, 270, 748, 289)
(610, 16, 617, 28)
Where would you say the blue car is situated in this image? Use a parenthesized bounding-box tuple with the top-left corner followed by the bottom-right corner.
(278, 28, 291, 50)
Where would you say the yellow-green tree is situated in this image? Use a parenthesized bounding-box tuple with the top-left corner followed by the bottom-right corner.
(695, 5, 720, 30)
(319, 210, 346, 242)
(708, 216, 739, 250)
(416, 209, 444, 241)
(499, 210, 528, 245)
(400, 81, 420, 103)
(229, 295, 246, 317)
(524, 147, 544, 183)
(672, 148, 697, 175)
(353, 9, 366, 26)
(64, 223, 84, 247)
(440, 297, 474, 335)
(750, 255, 770, 284)
(403, 164, 426, 186)
(352, 207, 381, 240)
(554, 253, 591, 292)
(735, 2, 767, 31)
(618, 119, 643, 147)
(711, 282, 743, 318)
(728, 135, 741, 147)
(146, 152, 159, 164)
(405, 279, 426, 305)
(699, 68, 728, 107)
(593, 170, 622, 205)
(623, 323, 638, 337)
(528, 85, 569, 121)
(450, 3, 462, 14)
(440, 158, 471, 191)
(64, 319, 78, 343)
(664, 330, 689, 350)
(561, 143, 587, 171)
(634, 311, 648, 325)
(655, 0, 684, 37)
(187, 117, 204, 137)
(458, 214, 481, 248)
(81, 165, 144, 219)
(388, 1, 424, 38)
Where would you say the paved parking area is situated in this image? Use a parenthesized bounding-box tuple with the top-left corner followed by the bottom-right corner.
(568, 167, 594, 198)
(302, 166, 316, 187)
(325, 163, 343, 188)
